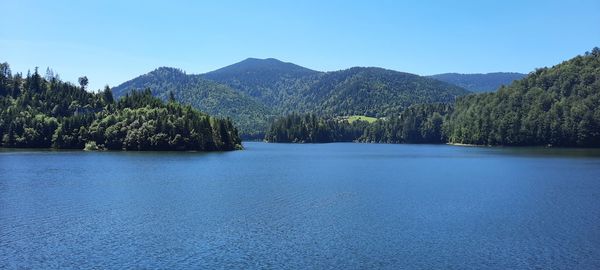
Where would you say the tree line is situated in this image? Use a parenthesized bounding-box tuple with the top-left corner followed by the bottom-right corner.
(264, 103, 451, 144)
(0, 63, 242, 151)
(264, 113, 369, 143)
(265, 48, 600, 147)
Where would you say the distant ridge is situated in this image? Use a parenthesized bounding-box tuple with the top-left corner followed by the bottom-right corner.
(429, 72, 527, 92)
(205, 58, 318, 77)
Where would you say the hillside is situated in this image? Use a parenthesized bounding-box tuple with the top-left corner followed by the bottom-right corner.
(203, 59, 470, 117)
(294, 67, 469, 117)
(202, 58, 322, 108)
(445, 48, 600, 147)
(429, 72, 526, 92)
(111, 67, 274, 138)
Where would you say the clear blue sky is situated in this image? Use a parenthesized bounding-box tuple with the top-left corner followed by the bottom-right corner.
(1, 0, 599, 91)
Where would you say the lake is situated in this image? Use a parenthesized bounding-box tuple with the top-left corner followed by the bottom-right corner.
(1, 142, 600, 269)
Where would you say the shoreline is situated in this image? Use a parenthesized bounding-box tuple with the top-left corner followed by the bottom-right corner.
(0, 146, 241, 153)
(446, 142, 487, 147)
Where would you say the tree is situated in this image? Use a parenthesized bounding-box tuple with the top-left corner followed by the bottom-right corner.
(78, 76, 89, 91)
(168, 91, 176, 103)
(45, 67, 55, 81)
(102, 85, 114, 104)
(0, 62, 11, 96)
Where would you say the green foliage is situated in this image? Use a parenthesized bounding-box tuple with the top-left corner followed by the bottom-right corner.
(0, 63, 241, 151)
(360, 103, 453, 144)
(114, 59, 470, 138)
(264, 113, 369, 143)
(293, 67, 468, 117)
(445, 48, 600, 147)
(112, 67, 273, 139)
(84, 141, 99, 151)
(78, 76, 89, 90)
(203, 58, 320, 107)
(430, 72, 526, 93)
(266, 104, 452, 144)
(204, 59, 469, 117)
(102, 85, 114, 104)
(205, 61, 469, 117)
(266, 49, 600, 147)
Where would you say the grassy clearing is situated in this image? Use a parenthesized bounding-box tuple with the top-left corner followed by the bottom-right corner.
(342, 115, 378, 123)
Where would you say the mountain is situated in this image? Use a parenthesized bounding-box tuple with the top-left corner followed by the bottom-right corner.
(202, 58, 321, 108)
(445, 48, 600, 146)
(111, 67, 274, 138)
(295, 67, 469, 117)
(114, 59, 471, 138)
(203, 59, 469, 117)
(429, 72, 527, 92)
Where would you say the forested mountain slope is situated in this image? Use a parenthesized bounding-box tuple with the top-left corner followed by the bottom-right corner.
(112, 67, 274, 138)
(202, 58, 321, 108)
(203, 59, 470, 116)
(295, 67, 469, 117)
(445, 48, 600, 147)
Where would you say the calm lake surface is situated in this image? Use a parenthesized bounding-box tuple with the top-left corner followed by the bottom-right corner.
(1, 142, 600, 269)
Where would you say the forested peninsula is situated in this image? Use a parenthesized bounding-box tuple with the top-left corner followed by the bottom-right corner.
(0, 64, 241, 151)
(265, 48, 600, 147)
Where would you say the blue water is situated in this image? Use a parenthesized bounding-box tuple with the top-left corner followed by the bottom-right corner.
(1, 142, 600, 269)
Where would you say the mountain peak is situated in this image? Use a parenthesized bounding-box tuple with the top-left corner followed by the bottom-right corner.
(111, 67, 189, 98)
(151, 67, 186, 75)
(204, 58, 318, 77)
(242, 57, 283, 63)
